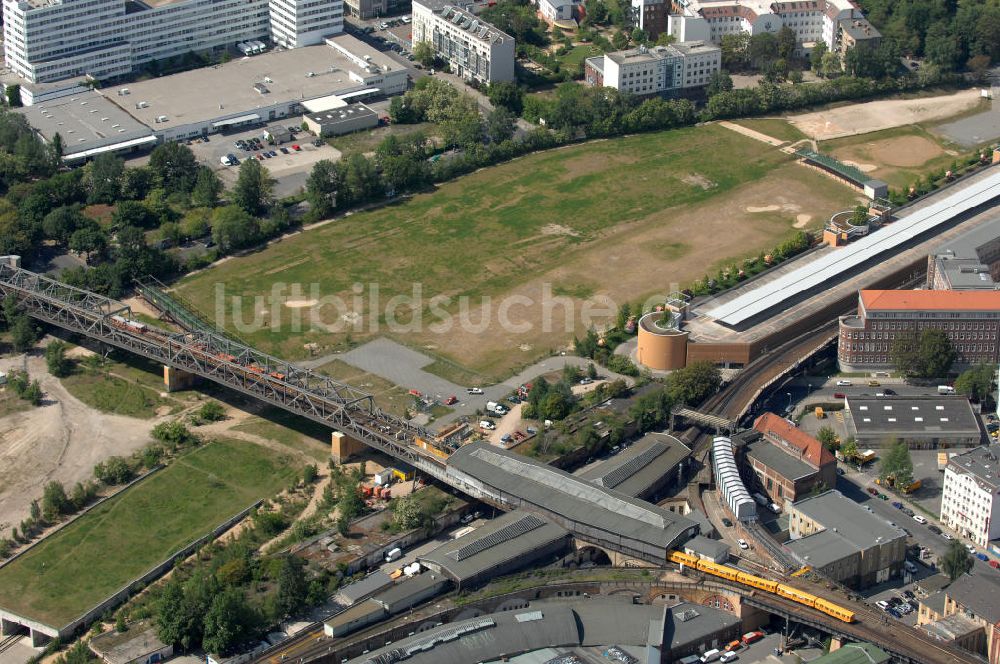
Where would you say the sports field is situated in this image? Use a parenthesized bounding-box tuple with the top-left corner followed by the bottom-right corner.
(0, 438, 299, 627)
(821, 125, 961, 190)
(176, 124, 857, 381)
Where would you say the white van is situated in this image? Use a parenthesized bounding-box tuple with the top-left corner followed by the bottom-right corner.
(938, 385, 955, 394)
(904, 560, 919, 574)
(701, 649, 722, 663)
(384, 547, 402, 562)
(480, 420, 496, 430)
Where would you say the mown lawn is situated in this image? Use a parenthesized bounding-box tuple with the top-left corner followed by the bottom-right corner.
(732, 118, 808, 143)
(0, 438, 299, 627)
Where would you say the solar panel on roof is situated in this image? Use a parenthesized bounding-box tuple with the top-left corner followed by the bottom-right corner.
(450, 514, 546, 561)
(702, 170, 1000, 326)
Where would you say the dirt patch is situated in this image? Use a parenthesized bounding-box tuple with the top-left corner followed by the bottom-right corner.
(0, 353, 156, 531)
(683, 173, 717, 190)
(840, 160, 878, 172)
(794, 214, 812, 228)
(540, 224, 580, 237)
(746, 205, 781, 213)
(788, 89, 983, 140)
(284, 299, 319, 308)
(862, 135, 944, 167)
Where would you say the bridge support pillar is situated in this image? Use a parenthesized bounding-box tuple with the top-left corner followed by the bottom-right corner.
(163, 366, 198, 392)
(331, 431, 366, 464)
(29, 628, 52, 648)
(828, 637, 844, 652)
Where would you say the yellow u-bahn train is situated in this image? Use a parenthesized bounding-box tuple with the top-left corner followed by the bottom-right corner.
(668, 551, 856, 623)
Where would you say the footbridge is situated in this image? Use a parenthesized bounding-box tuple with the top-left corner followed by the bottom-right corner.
(0, 257, 448, 480)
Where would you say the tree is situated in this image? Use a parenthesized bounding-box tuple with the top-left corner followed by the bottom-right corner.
(94, 456, 133, 485)
(42, 206, 88, 245)
(6, 85, 21, 108)
(191, 166, 223, 208)
(612, 30, 629, 49)
(232, 159, 274, 216)
(940, 539, 973, 580)
(706, 70, 734, 97)
(810, 40, 828, 72)
(69, 225, 108, 263)
(152, 420, 199, 449)
(413, 41, 436, 68)
(10, 315, 37, 352)
(841, 437, 859, 462)
(202, 587, 257, 656)
(748, 32, 779, 68)
(337, 153, 382, 206)
(487, 81, 524, 115)
(720, 33, 751, 70)
(41, 481, 70, 521)
(196, 401, 226, 422)
(892, 329, 956, 378)
(776, 25, 797, 59)
(275, 555, 308, 618)
(820, 51, 842, 77)
(816, 426, 838, 451)
(955, 363, 994, 403)
(120, 167, 154, 200)
(149, 143, 198, 193)
(485, 106, 516, 144)
(111, 200, 156, 230)
(211, 205, 260, 253)
(88, 153, 125, 204)
(587, 362, 598, 380)
(878, 439, 914, 488)
(45, 340, 72, 377)
(305, 159, 340, 218)
(667, 361, 721, 405)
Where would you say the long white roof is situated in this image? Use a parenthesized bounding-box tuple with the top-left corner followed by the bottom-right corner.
(702, 168, 1000, 327)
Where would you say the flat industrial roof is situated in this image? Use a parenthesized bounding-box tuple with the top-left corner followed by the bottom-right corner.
(745, 438, 816, 482)
(579, 432, 690, 497)
(418, 510, 568, 583)
(447, 443, 698, 556)
(17, 90, 153, 157)
(846, 396, 982, 437)
(103, 35, 405, 130)
(701, 168, 1000, 327)
(790, 490, 906, 554)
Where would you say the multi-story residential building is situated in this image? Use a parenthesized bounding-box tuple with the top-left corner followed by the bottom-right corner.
(918, 571, 1000, 664)
(2, 0, 343, 84)
(583, 41, 720, 95)
(927, 218, 1000, 291)
(837, 289, 1000, 372)
(941, 446, 1000, 548)
(786, 489, 907, 588)
(411, 0, 515, 83)
(664, 0, 879, 57)
(743, 412, 837, 507)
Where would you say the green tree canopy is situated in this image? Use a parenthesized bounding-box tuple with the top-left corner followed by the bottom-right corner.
(878, 439, 914, 487)
(954, 363, 994, 402)
(232, 159, 274, 216)
(940, 538, 973, 580)
(149, 142, 198, 194)
(892, 329, 957, 378)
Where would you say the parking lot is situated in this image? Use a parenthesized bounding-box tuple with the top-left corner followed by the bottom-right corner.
(184, 126, 344, 197)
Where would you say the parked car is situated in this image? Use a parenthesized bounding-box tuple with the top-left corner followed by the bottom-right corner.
(892, 501, 903, 509)
(903, 507, 914, 517)
(913, 514, 927, 524)
(883, 388, 896, 395)
(878, 493, 889, 500)
(833, 392, 846, 399)
(837, 467, 845, 475)
(479, 420, 496, 430)
(876, 600, 890, 611)
(292, 144, 301, 151)
(280, 147, 289, 154)
(467, 387, 484, 395)
(903, 590, 916, 599)
(868, 380, 880, 387)
(977, 553, 990, 562)
(737, 539, 749, 550)
(722, 517, 733, 528)
(990, 560, 1000, 569)
(836, 380, 852, 386)
(444, 395, 458, 405)
(942, 532, 954, 540)
(888, 608, 902, 619)
(579, 377, 593, 385)
(968, 544, 977, 553)
(867, 487, 879, 496)
(928, 525, 941, 534)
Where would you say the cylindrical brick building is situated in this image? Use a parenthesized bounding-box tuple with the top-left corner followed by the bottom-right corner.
(636, 311, 688, 371)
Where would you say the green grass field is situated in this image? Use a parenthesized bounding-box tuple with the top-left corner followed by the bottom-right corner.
(232, 407, 333, 462)
(176, 123, 855, 380)
(556, 44, 600, 69)
(732, 118, 808, 143)
(0, 438, 299, 627)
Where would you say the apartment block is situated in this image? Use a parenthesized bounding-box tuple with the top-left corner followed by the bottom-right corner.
(411, 0, 515, 83)
(941, 446, 1000, 548)
(583, 41, 720, 95)
(837, 289, 1000, 372)
(2, 0, 343, 84)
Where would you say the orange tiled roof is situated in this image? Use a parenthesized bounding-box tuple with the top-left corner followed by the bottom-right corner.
(753, 412, 836, 469)
(860, 289, 1000, 312)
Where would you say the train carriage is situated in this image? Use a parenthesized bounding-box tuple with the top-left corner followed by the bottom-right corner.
(697, 560, 741, 583)
(814, 597, 856, 623)
(775, 583, 818, 608)
(736, 571, 779, 593)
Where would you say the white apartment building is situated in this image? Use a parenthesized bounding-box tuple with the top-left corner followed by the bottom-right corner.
(411, 0, 515, 83)
(666, 0, 878, 56)
(584, 41, 720, 94)
(941, 446, 1000, 548)
(2, 0, 343, 84)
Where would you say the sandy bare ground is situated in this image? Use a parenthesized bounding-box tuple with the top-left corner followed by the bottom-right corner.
(787, 89, 983, 140)
(0, 353, 158, 534)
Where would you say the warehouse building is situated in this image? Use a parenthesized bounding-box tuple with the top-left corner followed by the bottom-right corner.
(579, 431, 691, 500)
(683, 535, 730, 564)
(844, 395, 983, 449)
(941, 445, 1000, 548)
(3, 0, 343, 85)
(96, 35, 407, 142)
(446, 443, 699, 565)
(333, 570, 393, 607)
(786, 490, 907, 589)
(303, 103, 379, 137)
(746, 413, 837, 507)
(411, 0, 515, 83)
(418, 510, 569, 590)
(838, 289, 1000, 372)
(16, 90, 156, 163)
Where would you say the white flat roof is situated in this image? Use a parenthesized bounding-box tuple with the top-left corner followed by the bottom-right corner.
(302, 95, 348, 113)
(63, 135, 158, 161)
(702, 168, 1000, 327)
